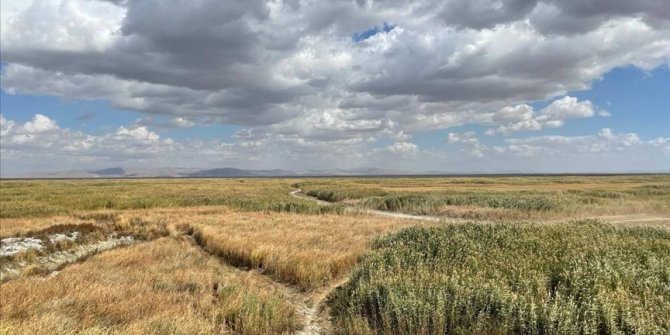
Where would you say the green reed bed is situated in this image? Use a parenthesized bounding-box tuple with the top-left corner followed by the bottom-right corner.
(332, 221, 670, 334)
(360, 192, 563, 214)
(299, 180, 670, 218)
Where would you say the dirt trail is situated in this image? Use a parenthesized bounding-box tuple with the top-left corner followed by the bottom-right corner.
(299, 276, 351, 335)
(291, 189, 670, 227)
(185, 232, 345, 335)
(291, 189, 444, 222)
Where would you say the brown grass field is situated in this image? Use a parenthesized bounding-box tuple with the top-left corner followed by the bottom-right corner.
(1, 175, 669, 334)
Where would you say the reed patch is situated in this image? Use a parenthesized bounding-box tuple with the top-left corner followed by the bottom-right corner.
(331, 221, 670, 334)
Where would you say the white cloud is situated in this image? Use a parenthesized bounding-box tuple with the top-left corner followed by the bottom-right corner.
(171, 117, 195, 128)
(387, 142, 418, 155)
(493, 104, 535, 123)
(0, 114, 15, 137)
(649, 137, 670, 147)
(541, 96, 595, 119)
(0, 0, 124, 52)
(503, 128, 644, 156)
(115, 126, 160, 143)
(598, 128, 615, 139)
(448, 128, 666, 161)
(447, 132, 489, 158)
(447, 132, 479, 145)
(487, 96, 597, 135)
(23, 114, 59, 133)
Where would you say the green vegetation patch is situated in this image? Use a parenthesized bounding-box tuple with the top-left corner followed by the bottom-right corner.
(332, 221, 670, 334)
(297, 181, 389, 202)
(362, 192, 563, 214)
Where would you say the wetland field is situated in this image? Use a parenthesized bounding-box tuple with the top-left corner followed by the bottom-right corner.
(1, 175, 669, 334)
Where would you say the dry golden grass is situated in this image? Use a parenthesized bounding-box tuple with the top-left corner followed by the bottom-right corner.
(3, 205, 425, 291)
(0, 215, 91, 238)
(0, 237, 299, 335)
(60, 206, 425, 289)
(0, 207, 229, 238)
(186, 211, 425, 290)
(1, 205, 426, 334)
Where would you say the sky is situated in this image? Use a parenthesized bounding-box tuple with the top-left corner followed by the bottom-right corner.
(0, 0, 669, 177)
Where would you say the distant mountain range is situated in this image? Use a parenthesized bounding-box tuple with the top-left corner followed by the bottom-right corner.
(21, 167, 440, 178)
(11, 167, 662, 179)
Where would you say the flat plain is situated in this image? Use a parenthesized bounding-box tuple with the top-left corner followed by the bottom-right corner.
(1, 175, 669, 334)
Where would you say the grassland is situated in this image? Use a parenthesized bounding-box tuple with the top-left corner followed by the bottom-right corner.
(0, 179, 343, 219)
(1, 175, 669, 334)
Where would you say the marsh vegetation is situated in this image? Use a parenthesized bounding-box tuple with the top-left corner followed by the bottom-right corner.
(298, 175, 670, 220)
(331, 221, 670, 334)
(1, 175, 668, 334)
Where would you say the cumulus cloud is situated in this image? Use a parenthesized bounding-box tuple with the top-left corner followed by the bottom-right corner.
(387, 142, 418, 155)
(171, 117, 195, 128)
(529, 1, 670, 36)
(115, 126, 160, 143)
(447, 132, 489, 157)
(447, 128, 667, 161)
(1, 114, 170, 158)
(500, 128, 645, 156)
(486, 96, 601, 135)
(23, 114, 59, 133)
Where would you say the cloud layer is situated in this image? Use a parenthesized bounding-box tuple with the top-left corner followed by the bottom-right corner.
(1, 0, 669, 174)
(2, 113, 668, 176)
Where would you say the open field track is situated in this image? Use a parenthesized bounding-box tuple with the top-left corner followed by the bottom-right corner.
(291, 189, 444, 222)
(185, 230, 347, 335)
(291, 189, 670, 228)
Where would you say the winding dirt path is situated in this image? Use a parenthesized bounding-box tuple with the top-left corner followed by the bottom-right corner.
(185, 231, 345, 335)
(290, 189, 444, 222)
(290, 189, 670, 227)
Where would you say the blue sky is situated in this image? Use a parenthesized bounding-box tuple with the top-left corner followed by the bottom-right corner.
(413, 67, 669, 148)
(1, 0, 669, 176)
